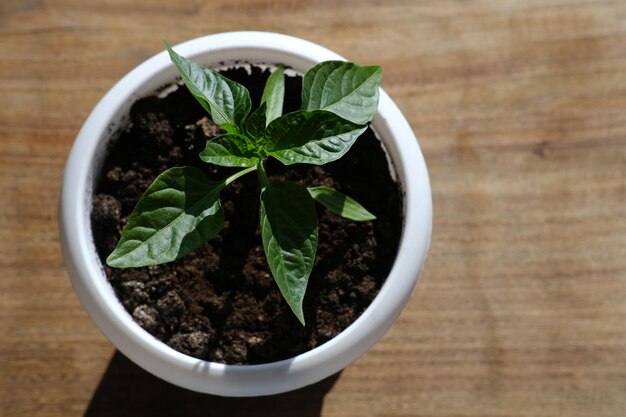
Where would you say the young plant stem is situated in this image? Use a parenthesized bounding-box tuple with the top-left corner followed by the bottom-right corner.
(224, 165, 257, 186)
(257, 159, 270, 188)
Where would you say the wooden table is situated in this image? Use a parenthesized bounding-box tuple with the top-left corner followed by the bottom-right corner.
(1, 1, 625, 416)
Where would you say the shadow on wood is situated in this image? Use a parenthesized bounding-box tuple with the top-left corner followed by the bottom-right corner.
(84, 351, 340, 417)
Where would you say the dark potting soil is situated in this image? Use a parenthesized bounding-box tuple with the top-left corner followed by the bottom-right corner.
(91, 65, 402, 364)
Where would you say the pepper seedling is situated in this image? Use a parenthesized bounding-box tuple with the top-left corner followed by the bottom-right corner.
(107, 40, 383, 325)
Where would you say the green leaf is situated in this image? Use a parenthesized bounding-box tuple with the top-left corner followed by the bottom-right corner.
(308, 186, 376, 221)
(260, 181, 318, 325)
(261, 65, 285, 125)
(163, 40, 251, 132)
(244, 102, 267, 141)
(302, 61, 382, 125)
(199, 134, 260, 167)
(106, 167, 224, 267)
(265, 110, 366, 165)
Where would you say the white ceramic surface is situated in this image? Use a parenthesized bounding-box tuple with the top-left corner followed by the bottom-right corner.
(59, 31, 432, 397)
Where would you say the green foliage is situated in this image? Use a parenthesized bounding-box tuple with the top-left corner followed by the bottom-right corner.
(260, 65, 285, 125)
(199, 134, 260, 167)
(308, 186, 376, 221)
(163, 40, 251, 133)
(107, 167, 224, 267)
(302, 61, 382, 125)
(108, 40, 383, 325)
(244, 102, 268, 140)
(265, 110, 366, 165)
(260, 181, 318, 325)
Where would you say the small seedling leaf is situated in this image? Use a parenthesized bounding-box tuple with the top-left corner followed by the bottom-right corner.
(302, 61, 381, 125)
(308, 186, 376, 221)
(106, 167, 224, 267)
(244, 102, 268, 141)
(164, 40, 251, 132)
(200, 134, 260, 167)
(260, 181, 318, 325)
(265, 110, 366, 165)
(261, 65, 285, 125)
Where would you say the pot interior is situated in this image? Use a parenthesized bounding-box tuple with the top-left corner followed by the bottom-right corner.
(90, 60, 404, 365)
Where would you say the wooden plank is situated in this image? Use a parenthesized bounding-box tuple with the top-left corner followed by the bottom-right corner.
(1, 0, 625, 415)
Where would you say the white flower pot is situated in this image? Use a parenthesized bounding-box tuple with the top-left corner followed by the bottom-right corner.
(59, 31, 432, 397)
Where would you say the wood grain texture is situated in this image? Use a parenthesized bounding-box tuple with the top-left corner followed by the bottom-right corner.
(1, 0, 625, 416)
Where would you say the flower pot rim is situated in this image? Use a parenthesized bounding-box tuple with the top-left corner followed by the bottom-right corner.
(59, 31, 432, 396)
